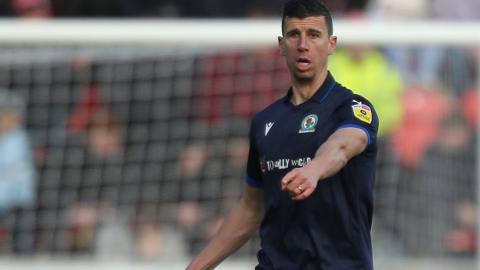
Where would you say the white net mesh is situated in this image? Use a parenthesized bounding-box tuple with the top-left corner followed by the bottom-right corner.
(0, 44, 290, 260)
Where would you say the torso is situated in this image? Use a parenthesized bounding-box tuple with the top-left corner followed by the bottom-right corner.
(247, 74, 377, 270)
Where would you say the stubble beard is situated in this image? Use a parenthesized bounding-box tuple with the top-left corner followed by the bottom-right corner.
(293, 72, 314, 85)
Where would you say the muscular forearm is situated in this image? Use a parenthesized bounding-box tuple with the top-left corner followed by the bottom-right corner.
(282, 127, 368, 200)
(310, 127, 367, 180)
(307, 138, 350, 180)
(187, 192, 264, 270)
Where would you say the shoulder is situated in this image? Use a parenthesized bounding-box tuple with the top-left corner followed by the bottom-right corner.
(337, 92, 379, 131)
(331, 91, 379, 145)
(351, 94, 378, 124)
(351, 94, 377, 123)
(351, 93, 376, 110)
(333, 83, 376, 113)
(331, 83, 378, 125)
(340, 92, 378, 119)
(329, 83, 355, 109)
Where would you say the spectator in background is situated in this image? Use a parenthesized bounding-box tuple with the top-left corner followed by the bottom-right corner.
(323, 0, 370, 15)
(169, 143, 209, 256)
(178, 0, 247, 17)
(10, 0, 52, 18)
(447, 201, 476, 256)
(391, 87, 452, 168)
(68, 202, 108, 254)
(85, 107, 123, 159)
(244, 1, 281, 17)
(60, 83, 125, 252)
(460, 87, 479, 129)
(431, 0, 480, 96)
(52, 0, 142, 17)
(368, 0, 445, 88)
(174, 143, 208, 202)
(67, 82, 123, 160)
(2, 0, 373, 18)
(329, 44, 403, 138)
(431, 0, 480, 21)
(221, 135, 249, 200)
(244, 0, 372, 17)
(175, 200, 206, 256)
(132, 210, 187, 261)
(443, 86, 480, 257)
(368, 0, 428, 19)
(0, 90, 36, 253)
(171, 134, 250, 257)
(395, 111, 476, 256)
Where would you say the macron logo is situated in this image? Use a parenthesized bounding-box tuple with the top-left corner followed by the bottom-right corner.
(265, 122, 274, 136)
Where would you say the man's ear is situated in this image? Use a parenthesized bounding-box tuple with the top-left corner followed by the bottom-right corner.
(328, 35, 337, 55)
(278, 36, 285, 56)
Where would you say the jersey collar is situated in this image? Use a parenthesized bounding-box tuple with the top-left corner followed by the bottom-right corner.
(284, 72, 337, 104)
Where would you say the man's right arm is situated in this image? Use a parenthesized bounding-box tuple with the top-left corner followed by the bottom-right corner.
(186, 185, 264, 270)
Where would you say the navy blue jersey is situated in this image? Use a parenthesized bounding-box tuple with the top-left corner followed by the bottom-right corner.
(246, 73, 378, 270)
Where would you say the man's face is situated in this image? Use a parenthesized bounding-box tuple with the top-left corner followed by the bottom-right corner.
(279, 16, 337, 84)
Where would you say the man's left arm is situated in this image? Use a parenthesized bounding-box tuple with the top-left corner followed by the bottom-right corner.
(281, 127, 368, 200)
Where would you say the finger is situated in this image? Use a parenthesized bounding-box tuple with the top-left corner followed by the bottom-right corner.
(292, 186, 314, 200)
(281, 170, 297, 190)
(294, 185, 305, 196)
(287, 183, 303, 196)
(286, 177, 306, 194)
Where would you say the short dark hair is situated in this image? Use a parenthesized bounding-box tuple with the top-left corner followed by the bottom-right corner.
(281, 0, 333, 36)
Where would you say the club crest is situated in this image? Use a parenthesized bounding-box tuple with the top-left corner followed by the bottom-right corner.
(299, 114, 318, 133)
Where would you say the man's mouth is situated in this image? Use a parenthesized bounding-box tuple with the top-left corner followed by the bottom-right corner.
(296, 57, 312, 71)
(297, 57, 311, 63)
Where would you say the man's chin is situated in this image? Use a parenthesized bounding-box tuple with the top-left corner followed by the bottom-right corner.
(293, 74, 314, 84)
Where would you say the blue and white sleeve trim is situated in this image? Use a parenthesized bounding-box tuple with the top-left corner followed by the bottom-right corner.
(337, 124, 372, 144)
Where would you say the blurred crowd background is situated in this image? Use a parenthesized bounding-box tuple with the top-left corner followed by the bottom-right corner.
(0, 0, 479, 267)
(1, 0, 365, 18)
(0, 0, 478, 19)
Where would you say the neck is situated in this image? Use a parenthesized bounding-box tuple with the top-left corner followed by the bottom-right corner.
(290, 70, 328, 105)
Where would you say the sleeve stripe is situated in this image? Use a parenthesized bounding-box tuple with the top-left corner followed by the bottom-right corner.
(245, 176, 263, 188)
(337, 124, 371, 144)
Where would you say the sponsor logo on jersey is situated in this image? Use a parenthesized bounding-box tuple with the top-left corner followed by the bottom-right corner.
(265, 122, 274, 136)
(352, 100, 372, 124)
(299, 114, 318, 133)
(260, 157, 312, 173)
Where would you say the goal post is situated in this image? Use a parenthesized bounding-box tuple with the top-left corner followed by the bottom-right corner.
(0, 19, 479, 45)
(0, 19, 478, 270)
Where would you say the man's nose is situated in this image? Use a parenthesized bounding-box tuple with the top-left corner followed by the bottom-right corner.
(298, 34, 308, 51)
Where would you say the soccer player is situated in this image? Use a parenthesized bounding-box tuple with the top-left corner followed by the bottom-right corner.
(187, 0, 378, 269)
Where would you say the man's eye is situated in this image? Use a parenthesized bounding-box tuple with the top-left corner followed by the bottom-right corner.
(287, 32, 299, 38)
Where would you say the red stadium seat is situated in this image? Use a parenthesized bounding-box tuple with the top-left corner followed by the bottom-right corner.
(391, 86, 452, 168)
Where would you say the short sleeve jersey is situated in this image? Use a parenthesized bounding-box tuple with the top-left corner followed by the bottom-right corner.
(246, 73, 378, 270)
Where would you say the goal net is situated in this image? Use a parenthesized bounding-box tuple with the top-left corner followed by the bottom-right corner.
(0, 19, 478, 270)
